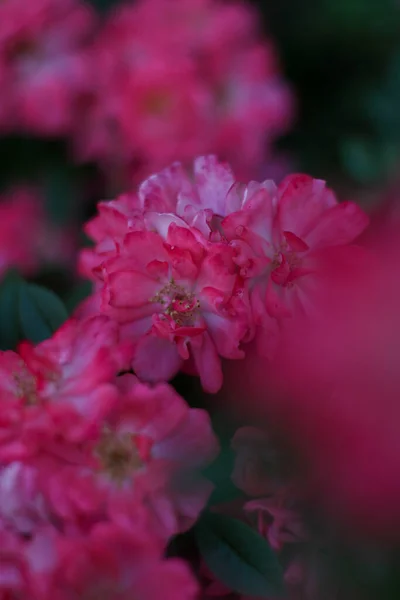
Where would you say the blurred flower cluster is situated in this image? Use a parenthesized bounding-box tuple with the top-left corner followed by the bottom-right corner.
(0, 0, 293, 184)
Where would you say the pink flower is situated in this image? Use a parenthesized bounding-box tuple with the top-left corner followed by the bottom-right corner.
(46, 374, 218, 540)
(72, 0, 293, 182)
(0, 0, 95, 136)
(44, 523, 198, 600)
(138, 155, 238, 238)
(92, 222, 249, 392)
(221, 173, 369, 350)
(80, 156, 369, 381)
(0, 316, 129, 461)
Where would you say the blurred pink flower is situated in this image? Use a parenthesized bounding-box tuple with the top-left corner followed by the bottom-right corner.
(73, 0, 293, 182)
(0, 0, 96, 136)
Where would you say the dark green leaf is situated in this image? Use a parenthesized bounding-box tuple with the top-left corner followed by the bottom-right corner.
(195, 512, 285, 598)
(19, 282, 68, 344)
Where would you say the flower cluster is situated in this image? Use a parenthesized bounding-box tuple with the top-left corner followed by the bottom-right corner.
(73, 0, 293, 181)
(0, 0, 292, 182)
(0, 186, 75, 279)
(0, 315, 217, 599)
(79, 155, 369, 392)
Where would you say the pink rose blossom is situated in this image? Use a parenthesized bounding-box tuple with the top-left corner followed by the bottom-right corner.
(221, 173, 369, 352)
(46, 374, 218, 540)
(80, 156, 369, 384)
(0, 316, 129, 461)
(89, 222, 249, 392)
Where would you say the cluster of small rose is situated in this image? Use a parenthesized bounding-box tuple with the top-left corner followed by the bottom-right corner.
(0, 314, 215, 599)
(79, 155, 369, 393)
(0, 153, 369, 599)
(0, 0, 293, 182)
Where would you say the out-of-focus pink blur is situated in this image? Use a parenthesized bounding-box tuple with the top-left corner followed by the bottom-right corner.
(223, 214, 400, 542)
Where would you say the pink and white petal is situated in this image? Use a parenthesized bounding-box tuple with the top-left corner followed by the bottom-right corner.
(166, 223, 206, 263)
(202, 311, 246, 359)
(122, 230, 169, 266)
(168, 472, 214, 533)
(132, 335, 183, 383)
(190, 209, 214, 238)
(277, 174, 337, 239)
(195, 248, 237, 297)
(138, 160, 191, 213)
(193, 155, 235, 216)
(153, 409, 219, 468)
(304, 201, 369, 250)
(191, 332, 223, 393)
(118, 378, 189, 441)
(145, 212, 188, 240)
(107, 270, 159, 308)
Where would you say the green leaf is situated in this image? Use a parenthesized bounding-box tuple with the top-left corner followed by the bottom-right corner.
(0, 271, 22, 350)
(195, 512, 285, 598)
(18, 282, 68, 344)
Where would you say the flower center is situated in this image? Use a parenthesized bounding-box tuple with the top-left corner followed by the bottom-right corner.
(150, 280, 200, 326)
(96, 429, 143, 484)
(13, 366, 38, 406)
